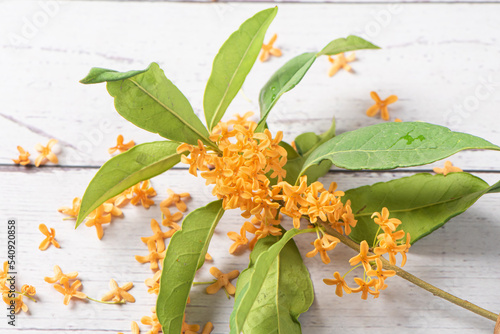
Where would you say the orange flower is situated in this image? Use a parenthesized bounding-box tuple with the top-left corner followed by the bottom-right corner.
(44, 265, 78, 284)
(101, 279, 135, 303)
(366, 258, 396, 290)
(182, 313, 201, 334)
(259, 33, 282, 62)
(141, 219, 175, 252)
(53, 277, 87, 305)
(351, 277, 380, 300)
(39, 224, 60, 250)
(227, 226, 249, 254)
(58, 197, 81, 218)
(85, 205, 112, 240)
(366, 91, 398, 121)
(130, 180, 157, 209)
(374, 231, 407, 266)
(394, 118, 402, 122)
(371, 207, 402, 232)
(114, 186, 135, 207)
(349, 240, 379, 271)
(323, 271, 352, 297)
(34, 139, 59, 167)
(162, 189, 190, 212)
(306, 234, 339, 264)
(141, 307, 162, 334)
(160, 205, 183, 230)
(433, 160, 463, 176)
(0, 261, 9, 282)
(108, 134, 135, 154)
(3, 294, 28, 313)
(135, 240, 166, 271)
(12, 146, 30, 165)
(206, 267, 239, 295)
(21, 284, 36, 296)
(202, 321, 214, 334)
(327, 53, 355, 77)
(145, 270, 162, 295)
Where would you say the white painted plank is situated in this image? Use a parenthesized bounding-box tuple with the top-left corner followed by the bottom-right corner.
(0, 167, 499, 333)
(1, 1, 500, 170)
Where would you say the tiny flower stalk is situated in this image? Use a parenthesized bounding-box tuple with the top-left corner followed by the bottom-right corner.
(322, 224, 499, 322)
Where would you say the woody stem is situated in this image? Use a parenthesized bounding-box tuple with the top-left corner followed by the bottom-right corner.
(323, 225, 499, 322)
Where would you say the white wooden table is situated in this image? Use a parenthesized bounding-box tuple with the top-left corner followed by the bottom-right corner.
(1, 1, 500, 333)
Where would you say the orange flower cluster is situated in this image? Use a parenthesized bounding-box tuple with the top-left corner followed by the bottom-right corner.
(324, 207, 410, 300)
(44, 265, 87, 305)
(1, 262, 37, 313)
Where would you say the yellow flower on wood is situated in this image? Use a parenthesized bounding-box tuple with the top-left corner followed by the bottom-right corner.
(145, 270, 162, 295)
(2, 294, 28, 313)
(141, 218, 175, 252)
(58, 197, 81, 218)
(21, 284, 36, 296)
(366, 91, 398, 121)
(131, 180, 157, 209)
(53, 277, 87, 305)
(39, 224, 60, 251)
(182, 313, 201, 334)
(227, 226, 248, 254)
(327, 53, 355, 77)
(323, 271, 352, 297)
(44, 265, 78, 284)
(34, 139, 59, 167)
(160, 206, 183, 229)
(85, 205, 112, 240)
(141, 307, 162, 334)
(12, 146, 31, 165)
(162, 189, 191, 212)
(202, 321, 214, 334)
(433, 160, 463, 176)
(206, 267, 239, 295)
(135, 240, 166, 271)
(101, 279, 135, 303)
(259, 33, 282, 62)
(108, 134, 135, 154)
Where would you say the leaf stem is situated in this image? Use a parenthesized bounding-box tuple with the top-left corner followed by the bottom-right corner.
(323, 225, 499, 322)
(86, 296, 125, 305)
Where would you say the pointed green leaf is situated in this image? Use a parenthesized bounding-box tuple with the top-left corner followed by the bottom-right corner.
(76, 141, 182, 227)
(83, 62, 213, 147)
(295, 117, 336, 157)
(79, 64, 152, 84)
(257, 52, 316, 132)
(302, 122, 500, 173)
(230, 228, 314, 333)
(157, 200, 224, 333)
(204, 7, 278, 131)
(346, 173, 500, 244)
(231, 234, 314, 334)
(317, 35, 380, 56)
(257, 35, 379, 132)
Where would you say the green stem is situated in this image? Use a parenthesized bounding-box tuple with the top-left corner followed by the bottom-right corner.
(14, 291, 37, 302)
(323, 225, 499, 322)
(193, 280, 216, 285)
(86, 296, 125, 304)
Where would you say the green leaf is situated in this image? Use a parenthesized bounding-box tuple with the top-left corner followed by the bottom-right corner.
(75, 141, 182, 227)
(79, 64, 152, 84)
(204, 7, 278, 131)
(302, 122, 500, 173)
(231, 233, 314, 334)
(257, 52, 316, 132)
(157, 200, 224, 332)
(257, 35, 379, 132)
(317, 35, 380, 56)
(295, 117, 336, 157)
(85, 62, 213, 147)
(346, 173, 500, 244)
(282, 143, 332, 186)
(230, 228, 314, 333)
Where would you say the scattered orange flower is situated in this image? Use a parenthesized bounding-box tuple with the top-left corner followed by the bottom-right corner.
(58, 197, 81, 218)
(327, 53, 355, 77)
(135, 240, 166, 271)
(108, 134, 135, 154)
(202, 321, 214, 334)
(394, 118, 402, 122)
(21, 284, 36, 296)
(227, 226, 248, 254)
(44, 265, 78, 284)
(433, 160, 463, 176)
(141, 218, 175, 252)
(131, 180, 157, 209)
(85, 204, 112, 240)
(259, 33, 282, 62)
(366, 91, 398, 121)
(3, 294, 28, 313)
(101, 279, 135, 303)
(162, 189, 190, 212)
(12, 146, 30, 165)
(34, 139, 59, 167)
(53, 277, 87, 305)
(206, 267, 239, 295)
(145, 270, 162, 295)
(141, 307, 162, 334)
(160, 206, 183, 229)
(182, 313, 200, 334)
(39, 224, 60, 250)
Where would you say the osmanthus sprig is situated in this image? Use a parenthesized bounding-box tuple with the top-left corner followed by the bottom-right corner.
(76, 6, 500, 334)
